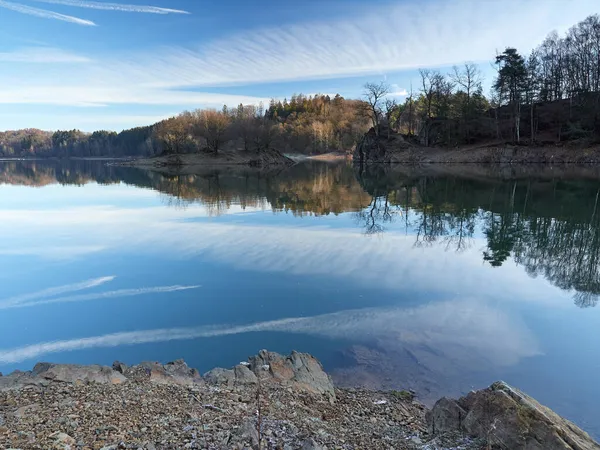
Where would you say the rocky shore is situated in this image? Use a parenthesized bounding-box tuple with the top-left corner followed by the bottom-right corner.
(120, 149, 295, 172)
(1, 350, 598, 450)
(353, 128, 600, 165)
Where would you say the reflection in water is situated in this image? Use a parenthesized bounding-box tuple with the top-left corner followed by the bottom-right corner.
(1, 159, 598, 307)
(1, 159, 599, 437)
(0, 298, 539, 406)
(354, 165, 600, 308)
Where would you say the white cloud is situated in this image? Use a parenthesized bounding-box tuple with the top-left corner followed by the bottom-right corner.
(100, 0, 598, 88)
(389, 84, 408, 97)
(0, 0, 95, 25)
(0, 276, 115, 308)
(0, 85, 271, 108)
(0, 284, 200, 310)
(0, 200, 572, 308)
(2, 0, 598, 112)
(0, 299, 540, 366)
(0, 47, 91, 63)
(30, 0, 189, 14)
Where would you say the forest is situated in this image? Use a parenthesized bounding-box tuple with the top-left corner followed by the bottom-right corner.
(1, 14, 599, 158)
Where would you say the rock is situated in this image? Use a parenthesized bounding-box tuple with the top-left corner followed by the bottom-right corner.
(301, 437, 324, 450)
(139, 360, 204, 387)
(34, 363, 127, 385)
(247, 350, 335, 398)
(233, 365, 258, 385)
(204, 367, 235, 388)
(239, 419, 259, 447)
(49, 431, 76, 449)
(426, 397, 467, 435)
(0, 370, 47, 392)
(428, 381, 600, 450)
(13, 403, 40, 419)
(112, 361, 127, 374)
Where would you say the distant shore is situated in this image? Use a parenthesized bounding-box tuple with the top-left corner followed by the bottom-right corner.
(1, 350, 598, 450)
(120, 150, 294, 171)
(354, 131, 600, 165)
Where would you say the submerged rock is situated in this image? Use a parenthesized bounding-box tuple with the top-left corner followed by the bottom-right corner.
(427, 381, 600, 450)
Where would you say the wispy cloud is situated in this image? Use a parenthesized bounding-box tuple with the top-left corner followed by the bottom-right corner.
(389, 84, 408, 97)
(30, 0, 189, 14)
(0, 47, 91, 63)
(104, 0, 599, 88)
(0, 300, 539, 366)
(0, 284, 200, 310)
(0, 0, 95, 25)
(2, 0, 597, 114)
(0, 276, 115, 308)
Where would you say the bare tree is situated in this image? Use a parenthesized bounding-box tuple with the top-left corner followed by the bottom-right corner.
(419, 70, 443, 146)
(362, 81, 390, 136)
(384, 98, 398, 140)
(451, 62, 483, 142)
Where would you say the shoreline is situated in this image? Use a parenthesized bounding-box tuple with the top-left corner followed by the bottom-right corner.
(119, 150, 295, 171)
(1, 350, 598, 450)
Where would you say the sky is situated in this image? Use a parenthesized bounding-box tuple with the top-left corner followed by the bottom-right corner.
(0, 0, 598, 131)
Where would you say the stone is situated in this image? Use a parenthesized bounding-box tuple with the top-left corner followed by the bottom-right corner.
(49, 431, 76, 449)
(0, 370, 47, 392)
(35, 363, 127, 385)
(238, 419, 259, 447)
(426, 397, 467, 435)
(112, 361, 127, 374)
(140, 360, 205, 387)
(13, 403, 40, 419)
(246, 350, 335, 398)
(203, 367, 235, 388)
(428, 381, 600, 450)
(301, 437, 324, 450)
(233, 365, 258, 385)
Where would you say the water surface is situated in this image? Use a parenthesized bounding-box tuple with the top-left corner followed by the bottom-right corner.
(0, 160, 599, 438)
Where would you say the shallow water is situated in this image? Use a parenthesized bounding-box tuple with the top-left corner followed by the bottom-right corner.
(0, 160, 599, 438)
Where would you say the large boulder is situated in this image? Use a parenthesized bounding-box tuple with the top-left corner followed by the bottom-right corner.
(33, 363, 127, 385)
(427, 381, 600, 450)
(205, 350, 335, 399)
(138, 360, 205, 387)
(0, 364, 126, 391)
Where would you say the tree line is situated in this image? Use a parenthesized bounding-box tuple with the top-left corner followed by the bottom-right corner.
(0, 94, 369, 158)
(364, 14, 600, 146)
(1, 14, 599, 157)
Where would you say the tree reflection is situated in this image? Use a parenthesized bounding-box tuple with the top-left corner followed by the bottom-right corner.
(355, 166, 600, 308)
(2, 159, 599, 308)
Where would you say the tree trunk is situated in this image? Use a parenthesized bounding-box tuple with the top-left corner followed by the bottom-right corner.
(530, 102, 535, 144)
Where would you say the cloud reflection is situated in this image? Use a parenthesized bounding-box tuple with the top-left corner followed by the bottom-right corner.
(0, 299, 539, 367)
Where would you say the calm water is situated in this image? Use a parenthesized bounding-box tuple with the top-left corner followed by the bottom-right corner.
(0, 160, 599, 437)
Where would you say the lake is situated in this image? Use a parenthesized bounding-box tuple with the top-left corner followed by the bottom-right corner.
(0, 160, 599, 438)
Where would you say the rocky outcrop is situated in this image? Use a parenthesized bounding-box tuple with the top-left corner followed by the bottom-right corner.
(353, 127, 410, 164)
(205, 350, 335, 399)
(0, 363, 126, 391)
(427, 381, 600, 450)
(136, 359, 205, 387)
(2, 356, 599, 449)
(353, 128, 390, 164)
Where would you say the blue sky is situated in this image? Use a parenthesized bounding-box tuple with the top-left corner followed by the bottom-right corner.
(0, 0, 598, 131)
